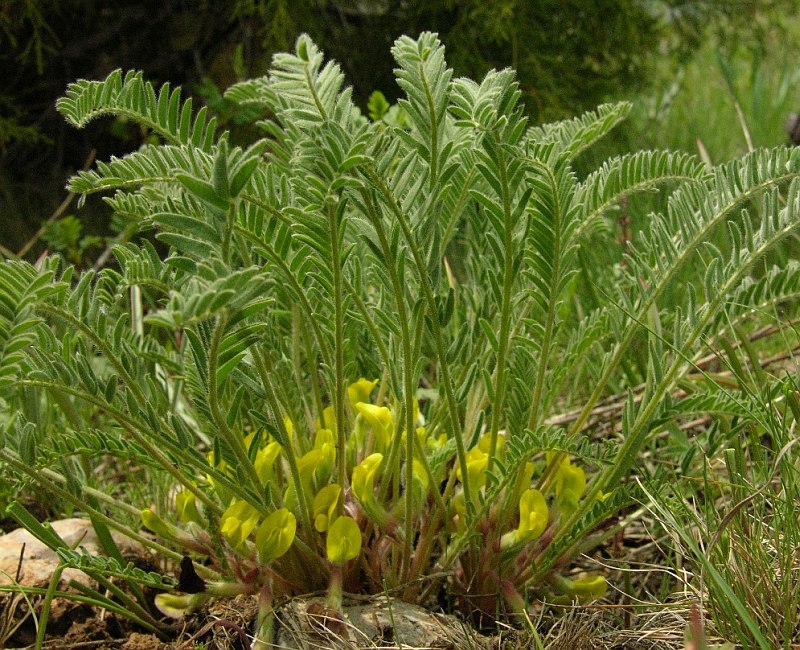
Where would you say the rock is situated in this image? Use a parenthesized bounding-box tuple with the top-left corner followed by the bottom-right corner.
(0, 518, 142, 588)
(274, 595, 494, 649)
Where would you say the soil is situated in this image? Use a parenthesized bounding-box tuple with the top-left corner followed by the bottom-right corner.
(1, 593, 170, 648)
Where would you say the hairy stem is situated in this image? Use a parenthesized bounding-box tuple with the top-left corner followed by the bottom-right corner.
(486, 133, 517, 474)
(327, 202, 348, 506)
(207, 312, 265, 495)
(365, 167, 474, 517)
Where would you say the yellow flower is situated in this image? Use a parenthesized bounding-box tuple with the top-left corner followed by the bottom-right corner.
(141, 508, 178, 539)
(256, 508, 296, 563)
(478, 431, 504, 456)
(317, 405, 336, 433)
(426, 431, 448, 452)
(451, 493, 467, 533)
(556, 461, 586, 516)
(284, 448, 325, 513)
(515, 489, 549, 543)
(154, 592, 209, 618)
(355, 403, 393, 453)
(412, 459, 428, 490)
(520, 461, 535, 487)
(572, 576, 607, 599)
(220, 500, 260, 551)
(313, 484, 342, 532)
(254, 440, 282, 484)
(547, 453, 587, 517)
(351, 453, 383, 506)
(413, 398, 422, 427)
(298, 448, 324, 477)
(457, 445, 488, 493)
(554, 575, 607, 602)
(205, 451, 233, 503)
(347, 378, 378, 410)
(555, 460, 586, 498)
(313, 428, 336, 481)
(326, 515, 361, 563)
(175, 490, 201, 525)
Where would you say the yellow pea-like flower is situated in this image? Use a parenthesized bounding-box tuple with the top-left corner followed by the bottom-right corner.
(546, 452, 588, 517)
(326, 515, 361, 563)
(520, 461, 535, 488)
(412, 459, 429, 490)
(154, 592, 208, 618)
(478, 431, 504, 456)
(256, 508, 296, 563)
(451, 493, 467, 533)
(347, 377, 378, 409)
(220, 500, 260, 551)
(515, 489, 549, 543)
(355, 403, 393, 453)
(316, 405, 337, 433)
(555, 459, 586, 517)
(284, 448, 325, 513)
(313, 484, 342, 532)
(571, 576, 607, 599)
(141, 508, 177, 540)
(555, 460, 586, 500)
(351, 453, 383, 506)
(555, 575, 607, 602)
(313, 428, 337, 481)
(457, 445, 488, 493)
(254, 440, 282, 484)
(175, 490, 201, 524)
(426, 431, 448, 452)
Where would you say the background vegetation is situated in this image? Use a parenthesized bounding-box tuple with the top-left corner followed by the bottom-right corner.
(2, 0, 798, 257)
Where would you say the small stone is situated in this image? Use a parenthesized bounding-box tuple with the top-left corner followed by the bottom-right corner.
(275, 595, 494, 649)
(0, 518, 142, 588)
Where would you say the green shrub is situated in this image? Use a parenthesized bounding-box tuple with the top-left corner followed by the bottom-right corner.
(1, 32, 799, 645)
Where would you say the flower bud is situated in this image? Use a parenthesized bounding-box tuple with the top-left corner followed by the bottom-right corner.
(154, 592, 209, 618)
(141, 508, 179, 540)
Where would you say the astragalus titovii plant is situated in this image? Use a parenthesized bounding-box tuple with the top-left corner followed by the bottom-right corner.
(2, 32, 800, 645)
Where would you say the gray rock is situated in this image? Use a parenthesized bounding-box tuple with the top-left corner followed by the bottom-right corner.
(0, 518, 141, 588)
(274, 595, 493, 649)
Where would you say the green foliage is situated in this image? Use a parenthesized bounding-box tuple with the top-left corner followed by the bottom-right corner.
(367, 90, 408, 128)
(623, 16, 800, 164)
(40, 215, 102, 265)
(423, 0, 789, 121)
(644, 379, 800, 648)
(2, 0, 795, 263)
(57, 69, 217, 152)
(1, 33, 799, 644)
(0, 0, 58, 73)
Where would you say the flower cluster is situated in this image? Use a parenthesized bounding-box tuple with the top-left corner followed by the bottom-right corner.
(140, 377, 608, 628)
